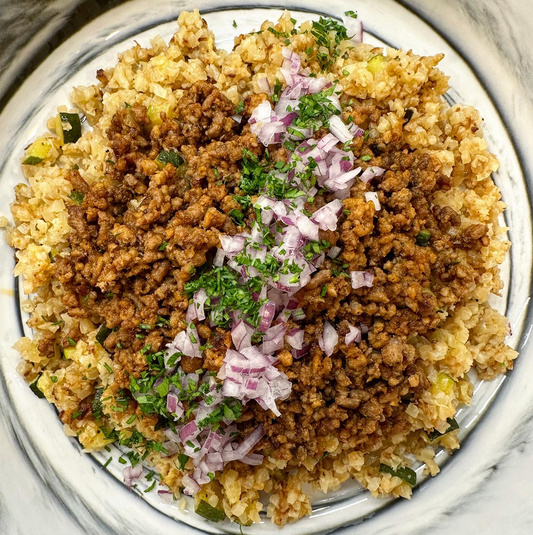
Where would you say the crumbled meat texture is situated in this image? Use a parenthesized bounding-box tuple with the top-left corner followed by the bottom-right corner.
(51, 81, 495, 464)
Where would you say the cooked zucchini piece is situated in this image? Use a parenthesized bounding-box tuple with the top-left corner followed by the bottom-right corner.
(55, 112, 82, 145)
(147, 102, 173, 125)
(379, 463, 417, 486)
(367, 54, 387, 75)
(195, 500, 226, 522)
(431, 372, 455, 396)
(155, 149, 185, 169)
(62, 347, 75, 360)
(427, 417, 459, 441)
(96, 322, 113, 346)
(29, 374, 45, 398)
(22, 137, 52, 165)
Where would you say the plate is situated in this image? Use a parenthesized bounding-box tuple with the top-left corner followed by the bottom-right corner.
(0, 1, 532, 534)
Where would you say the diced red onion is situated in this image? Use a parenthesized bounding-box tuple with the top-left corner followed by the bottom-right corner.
(258, 301, 276, 332)
(360, 166, 385, 184)
(123, 465, 143, 488)
(345, 325, 362, 345)
(329, 115, 353, 143)
(257, 76, 271, 93)
(193, 288, 208, 321)
(240, 453, 264, 466)
(342, 15, 363, 44)
(213, 248, 225, 267)
(179, 420, 199, 443)
(350, 271, 374, 289)
(231, 319, 253, 351)
(286, 328, 304, 350)
(312, 199, 342, 231)
(364, 191, 381, 211)
(220, 234, 246, 256)
(296, 214, 319, 241)
(222, 425, 265, 463)
(318, 321, 338, 357)
(182, 474, 201, 496)
(292, 344, 311, 359)
(328, 246, 342, 259)
(281, 47, 302, 74)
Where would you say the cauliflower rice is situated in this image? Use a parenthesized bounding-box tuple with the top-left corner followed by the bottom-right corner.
(6, 9, 517, 527)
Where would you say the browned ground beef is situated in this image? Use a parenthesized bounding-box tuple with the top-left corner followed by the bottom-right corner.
(53, 80, 492, 461)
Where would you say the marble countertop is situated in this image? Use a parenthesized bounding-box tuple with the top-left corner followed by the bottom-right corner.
(1, 1, 532, 534)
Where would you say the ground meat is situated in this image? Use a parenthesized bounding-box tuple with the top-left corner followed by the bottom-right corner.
(54, 82, 254, 384)
(52, 80, 495, 467)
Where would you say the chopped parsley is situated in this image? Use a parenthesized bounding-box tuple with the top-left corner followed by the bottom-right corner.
(309, 17, 349, 70)
(185, 266, 263, 328)
(68, 190, 84, 204)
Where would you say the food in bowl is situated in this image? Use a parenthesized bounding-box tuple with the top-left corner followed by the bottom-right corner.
(7, 9, 517, 526)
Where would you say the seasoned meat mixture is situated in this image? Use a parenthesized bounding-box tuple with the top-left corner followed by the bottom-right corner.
(54, 80, 491, 461)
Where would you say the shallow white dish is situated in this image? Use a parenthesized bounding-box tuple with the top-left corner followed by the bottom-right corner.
(0, 1, 532, 534)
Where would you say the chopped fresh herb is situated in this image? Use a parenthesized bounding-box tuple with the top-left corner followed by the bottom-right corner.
(416, 230, 431, 247)
(68, 190, 85, 204)
(106, 159, 115, 165)
(267, 26, 289, 39)
(118, 456, 127, 465)
(145, 481, 156, 493)
(139, 324, 152, 330)
(364, 130, 370, 142)
(232, 20, 237, 28)
(71, 410, 82, 420)
(68, 337, 76, 347)
(228, 208, 245, 226)
(321, 284, 327, 297)
(185, 267, 262, 329)
(126, 414, 137, 424)
(103, 457, 112, 468)
(309, 17, 349, 70)
(234, 100, 245, 115)
(272, 78, 282, 103)
(159, 241, 168, 251)
(51, 320, 63, 326)
(104, 292, 114, 298)
(124, 102, 132, 108)
(50, 375, 58, 383)
(178, 453, 190, 470)
(379, 464, 417, 486)
(103, 363, 113, 374)
(361, 155, 372, 162)
(342, 69, 350, 76)
(344, 10, 358, 18)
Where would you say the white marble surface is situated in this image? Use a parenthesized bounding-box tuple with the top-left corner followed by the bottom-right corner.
(0, 1, 532, 534)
